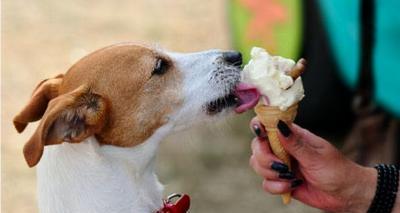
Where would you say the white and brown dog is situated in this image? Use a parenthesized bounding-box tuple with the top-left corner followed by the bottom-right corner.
(13, 43, 249, 212)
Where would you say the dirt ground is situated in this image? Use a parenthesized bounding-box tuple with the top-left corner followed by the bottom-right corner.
(2, 0, 319, 212)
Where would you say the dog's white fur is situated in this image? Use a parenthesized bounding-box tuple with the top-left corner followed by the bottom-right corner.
(36, 49, 240, 213)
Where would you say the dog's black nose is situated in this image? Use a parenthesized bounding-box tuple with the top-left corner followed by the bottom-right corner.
(223, 51, 242, 66)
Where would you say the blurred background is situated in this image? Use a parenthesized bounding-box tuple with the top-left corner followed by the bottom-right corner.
(2, 0, 400, 212)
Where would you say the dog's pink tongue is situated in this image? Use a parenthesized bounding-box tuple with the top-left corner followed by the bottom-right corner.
(234, 83, 260, 113)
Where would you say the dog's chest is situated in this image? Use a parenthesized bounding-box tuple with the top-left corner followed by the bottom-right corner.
(36, 137, 163, 213)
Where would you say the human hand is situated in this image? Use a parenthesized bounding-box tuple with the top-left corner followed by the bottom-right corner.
(249, 118, 377, 212)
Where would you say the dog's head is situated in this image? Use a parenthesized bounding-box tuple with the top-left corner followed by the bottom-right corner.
(14, 43, 243, 167)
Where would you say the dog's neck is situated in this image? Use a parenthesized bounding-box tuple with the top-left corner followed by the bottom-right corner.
(36, 124, 173, 213)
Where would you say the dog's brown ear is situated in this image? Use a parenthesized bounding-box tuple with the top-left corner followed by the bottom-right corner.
(13, 74, 64, 133)
(22, 85, 108, 167)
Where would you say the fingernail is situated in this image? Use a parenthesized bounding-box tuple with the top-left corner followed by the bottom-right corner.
(278, 120, 291, 138)
(271, 162, 289, 173)
(291, 179, 303, 188)
(252, 125, 261, 137)
(279, 172, 295, 180)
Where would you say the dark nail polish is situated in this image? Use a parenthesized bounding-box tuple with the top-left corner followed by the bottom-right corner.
(279, 172, 295, 180)
(271, 162, 289, 173)
(253, 125, 261, 137)
(278, 120, 291, 137)
(291, 179, 303, 188)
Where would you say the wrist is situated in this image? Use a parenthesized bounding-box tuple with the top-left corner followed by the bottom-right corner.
(367, 164, 399, 212)
(345, 166, 377, 213)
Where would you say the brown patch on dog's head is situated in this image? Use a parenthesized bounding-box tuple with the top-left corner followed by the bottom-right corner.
(14, 43, 183, 166)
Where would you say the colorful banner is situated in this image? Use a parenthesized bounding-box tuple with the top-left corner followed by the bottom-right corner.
(228, 0, 302, 62)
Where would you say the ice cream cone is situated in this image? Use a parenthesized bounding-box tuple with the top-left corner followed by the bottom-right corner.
(254, 103, 298, 204)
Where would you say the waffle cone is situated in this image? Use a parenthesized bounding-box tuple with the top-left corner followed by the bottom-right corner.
(254, 103, 298, 205)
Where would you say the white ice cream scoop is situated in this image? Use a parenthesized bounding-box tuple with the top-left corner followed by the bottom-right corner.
(234, 47, 306, 112)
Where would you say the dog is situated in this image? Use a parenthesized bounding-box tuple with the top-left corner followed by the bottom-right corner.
(13, 43, 244, 213)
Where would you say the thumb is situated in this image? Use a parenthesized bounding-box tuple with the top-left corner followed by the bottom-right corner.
(277, 121, 326, 166)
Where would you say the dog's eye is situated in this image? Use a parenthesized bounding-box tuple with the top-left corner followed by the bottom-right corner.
(152, 58, 168, 76)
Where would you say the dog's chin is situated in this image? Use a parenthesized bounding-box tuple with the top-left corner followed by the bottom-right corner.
(204, 92, 239, 115)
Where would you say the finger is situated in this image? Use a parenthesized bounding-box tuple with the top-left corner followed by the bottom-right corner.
(250, 155, 284, 180)
(251, 137, 285, 168)
(250, 153, 296, 180)
(291, 123, 329, 148)
(249, 117, 266, 138)
(262, 179, 291, 195)
(277, 122, 328, 166)
(251, 156, 296, 181)
(251, 137, 272, 158)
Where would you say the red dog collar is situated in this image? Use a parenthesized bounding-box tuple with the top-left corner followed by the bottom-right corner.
(156, 193, 191, 213)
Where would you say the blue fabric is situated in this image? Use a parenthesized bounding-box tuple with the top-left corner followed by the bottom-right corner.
(318, 0, 400, 116)
(375, 1, 400, 117)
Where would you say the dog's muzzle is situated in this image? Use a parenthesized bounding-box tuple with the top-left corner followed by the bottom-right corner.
(205, 51, 243, 115)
